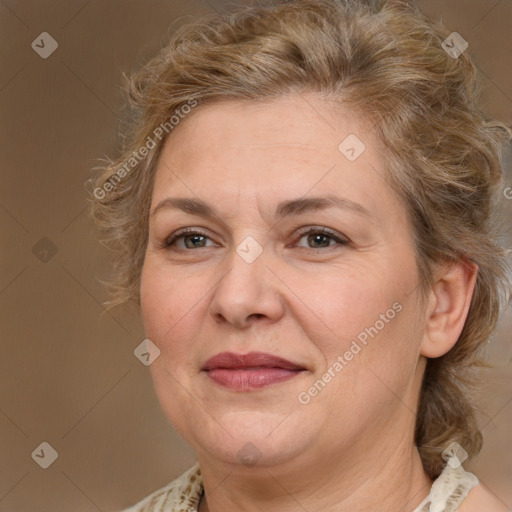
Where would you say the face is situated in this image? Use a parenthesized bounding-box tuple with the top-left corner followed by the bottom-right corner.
(140, 92, 426, 471)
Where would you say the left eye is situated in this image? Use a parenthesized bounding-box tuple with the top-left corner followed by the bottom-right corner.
(294, 227, 348, 249)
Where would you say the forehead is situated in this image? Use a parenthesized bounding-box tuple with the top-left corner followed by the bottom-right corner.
(151, 93, 402, 222)
(157, 93, 364, 168)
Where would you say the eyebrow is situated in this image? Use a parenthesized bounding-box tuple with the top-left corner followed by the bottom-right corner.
(151, 195, 371, 221)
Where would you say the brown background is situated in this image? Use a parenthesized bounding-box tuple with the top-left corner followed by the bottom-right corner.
(1, 0, 511, 510)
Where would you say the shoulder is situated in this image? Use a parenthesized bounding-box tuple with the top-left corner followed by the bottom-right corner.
(121, 463, 203, 512)
(457, 483, 509, 512)
(419, 456, 508, 512)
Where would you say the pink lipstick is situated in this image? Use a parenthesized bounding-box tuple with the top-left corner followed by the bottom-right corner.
(202, 351, 306, 391)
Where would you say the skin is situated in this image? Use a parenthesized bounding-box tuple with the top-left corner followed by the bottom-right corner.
(139, 92, 502, 511)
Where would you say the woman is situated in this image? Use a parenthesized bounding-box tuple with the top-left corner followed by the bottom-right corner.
(90, 0, 511, 510)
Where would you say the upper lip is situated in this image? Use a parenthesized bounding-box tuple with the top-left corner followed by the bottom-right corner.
(202, 351, 306, 371)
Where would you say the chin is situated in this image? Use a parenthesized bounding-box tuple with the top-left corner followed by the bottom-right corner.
(181, 410, 319, 469)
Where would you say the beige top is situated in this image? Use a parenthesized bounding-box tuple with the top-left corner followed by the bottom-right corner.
(122, 456, 479, 512)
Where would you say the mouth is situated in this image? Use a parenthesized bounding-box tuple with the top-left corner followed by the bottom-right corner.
(202, 351, 307, 391)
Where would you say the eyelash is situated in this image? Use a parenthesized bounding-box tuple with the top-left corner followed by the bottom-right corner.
(162, 226, 349, 251)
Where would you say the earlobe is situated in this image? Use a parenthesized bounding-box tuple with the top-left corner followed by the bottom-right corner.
(420, 259, 478, 359)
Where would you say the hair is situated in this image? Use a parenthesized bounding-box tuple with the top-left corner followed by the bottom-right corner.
(89, 0, 511, 479)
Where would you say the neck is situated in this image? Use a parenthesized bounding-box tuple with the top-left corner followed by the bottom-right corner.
(198, 435, 432, 512)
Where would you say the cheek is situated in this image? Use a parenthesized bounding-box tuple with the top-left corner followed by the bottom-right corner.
(306, 276, 399, 359)
(140, 262, 168, 339)
(140, 258, 209, 378)
(311, 300, 421, 428)
(305, 263, 421, 401)
(140, 260, 196, 340)
(140, 262, 199, 426)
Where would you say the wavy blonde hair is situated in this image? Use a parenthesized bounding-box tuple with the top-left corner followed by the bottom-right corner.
(89, 0, 511, 478)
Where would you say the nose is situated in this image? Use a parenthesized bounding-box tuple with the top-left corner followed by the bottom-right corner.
(208, 243, 285, 329)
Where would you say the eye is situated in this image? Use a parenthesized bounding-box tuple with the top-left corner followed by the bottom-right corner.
(293, 227, 349, 249)
(163, 228, 216, 250)
(162, 226, 349, 251)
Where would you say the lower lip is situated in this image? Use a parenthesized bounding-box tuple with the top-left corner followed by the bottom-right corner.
(205, 368, 304, 390)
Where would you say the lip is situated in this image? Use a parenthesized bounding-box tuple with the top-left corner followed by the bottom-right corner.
(202, 351, 306, 391)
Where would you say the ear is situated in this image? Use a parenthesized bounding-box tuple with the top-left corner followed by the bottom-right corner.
(420, 259, 478, 358)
